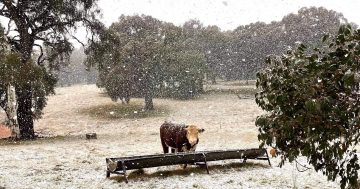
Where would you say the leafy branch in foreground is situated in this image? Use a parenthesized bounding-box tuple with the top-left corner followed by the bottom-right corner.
(256, 24, 360, 188)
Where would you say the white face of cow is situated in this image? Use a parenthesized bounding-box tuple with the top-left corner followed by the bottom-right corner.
(185, 125, 205, 149)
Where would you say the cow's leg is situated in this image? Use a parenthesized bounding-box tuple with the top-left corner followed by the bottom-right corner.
(161, 138, 169, 153)
(177, 147, 188, 169)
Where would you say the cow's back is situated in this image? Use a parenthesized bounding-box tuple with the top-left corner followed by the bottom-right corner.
(160, 122, 186, 148)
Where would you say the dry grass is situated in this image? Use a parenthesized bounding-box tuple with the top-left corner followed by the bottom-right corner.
(203, 80, 258, 98)
(0, 83, 339, 189)
(205, 87, 258, 97)
(80, 102, 170, 120)
(111, 162, 268, 183)
(222, 80, 257, 86)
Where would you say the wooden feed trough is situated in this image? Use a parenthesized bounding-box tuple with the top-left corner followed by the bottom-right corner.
(106, 148, 271, 183)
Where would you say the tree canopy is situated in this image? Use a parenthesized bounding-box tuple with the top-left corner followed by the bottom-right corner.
(255, 24, 360, 188)
(86, 15, 206, 110)
(228, 6, 347, 81)
(0, 0, 102, 139)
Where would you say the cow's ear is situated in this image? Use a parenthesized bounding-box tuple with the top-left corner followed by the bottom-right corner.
(198, 128, 205, 133)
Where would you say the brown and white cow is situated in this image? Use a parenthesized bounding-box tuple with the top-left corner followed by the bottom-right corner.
(160, 121, 205, 154)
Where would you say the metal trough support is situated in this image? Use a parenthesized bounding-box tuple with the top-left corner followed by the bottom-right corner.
(106, 148, 270, 182)
(201, 152, 209, 174)
(106, 159, 129, 183)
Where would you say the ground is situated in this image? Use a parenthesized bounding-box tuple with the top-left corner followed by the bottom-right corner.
(0, 82, 339, 188)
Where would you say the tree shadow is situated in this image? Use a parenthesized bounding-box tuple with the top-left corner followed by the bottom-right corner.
(109, 161, 270, 183)
(0, 134, 85, 145)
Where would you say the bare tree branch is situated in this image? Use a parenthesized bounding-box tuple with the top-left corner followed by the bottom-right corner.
(33, 20, 79, 34)
(70, 33, 86, 48)
(0, 3, 10, 16)
(11, 35, 20, 40)
(5, 19, 12, 35)
(33, 43, 44, 65)
(34, 36, 47, 42)
(0, 9, 10, 17)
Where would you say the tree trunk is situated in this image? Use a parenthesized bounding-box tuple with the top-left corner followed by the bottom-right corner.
(208, 72, 216, 84)
(196, 78, 204, 93)
(143, 74, 154, 111)
(15, 38, 35, 139)
(16, 84, 34, 139)
(144, 94, 154, 110)
(6, 84, 20, 139)
(4, 1, 37, 140)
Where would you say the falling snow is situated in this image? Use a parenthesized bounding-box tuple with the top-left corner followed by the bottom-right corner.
(0, 84, 339, 188)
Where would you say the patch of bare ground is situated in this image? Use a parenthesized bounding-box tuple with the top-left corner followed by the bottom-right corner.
(0, 84, 338, 189)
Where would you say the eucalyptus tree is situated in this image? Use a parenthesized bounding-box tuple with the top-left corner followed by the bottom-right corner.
(201, 25, 230, 83)
(87, 15, 163, 110)
(159, 22, 206, 99)
(256, 25, 360, 189)
(86, 16, 207, 108)
(0, 0, 103, 139)
(230, 7, 347, 81)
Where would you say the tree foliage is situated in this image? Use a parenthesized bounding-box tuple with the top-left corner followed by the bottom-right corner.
(0, 52, 56, 118)
(228, 6, 346, 81)
(255, 24, 360, 188)
(86, 7, 346, 107)
(160, 22, 206, 99)
(87, 15, 164, 110)
(0, 0, 102, 139)
(86, 15, 206, 109)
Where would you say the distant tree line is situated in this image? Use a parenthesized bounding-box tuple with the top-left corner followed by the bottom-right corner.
(67, 7, 349, 87)
(85, 6, 351, 110)
(55, 48, 98, 87)
(222, 7, 350, 80)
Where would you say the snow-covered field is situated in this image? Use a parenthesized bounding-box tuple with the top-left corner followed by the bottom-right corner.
(0, 84, 339, 188)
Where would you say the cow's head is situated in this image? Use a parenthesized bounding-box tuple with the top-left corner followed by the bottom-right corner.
(185, 125, 205, 148)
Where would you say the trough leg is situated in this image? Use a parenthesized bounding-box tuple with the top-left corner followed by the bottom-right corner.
(121, 161, 129, 183)
(202, 153, 210, 174)
(265, 150, 272, 167)
(106, 158, 111, 178)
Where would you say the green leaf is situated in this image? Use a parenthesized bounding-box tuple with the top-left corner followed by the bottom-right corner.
(343, 72, 355, 86)
(255, 20, 360, 189)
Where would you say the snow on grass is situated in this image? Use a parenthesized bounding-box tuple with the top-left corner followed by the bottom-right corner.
(0, 84, 339, 188)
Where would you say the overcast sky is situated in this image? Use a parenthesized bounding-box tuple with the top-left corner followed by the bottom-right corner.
(1, 0, 359, 48)
(97, 0, 360, 30)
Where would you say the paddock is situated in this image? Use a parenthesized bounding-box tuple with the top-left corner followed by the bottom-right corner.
(0, 84, 338, 188)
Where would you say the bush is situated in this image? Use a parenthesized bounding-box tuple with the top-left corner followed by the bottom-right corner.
(255, 24, 360, 189)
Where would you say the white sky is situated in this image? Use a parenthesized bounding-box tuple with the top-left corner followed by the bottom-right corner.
(1, 0, 359, 48)
(97, 0, 360, 30)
